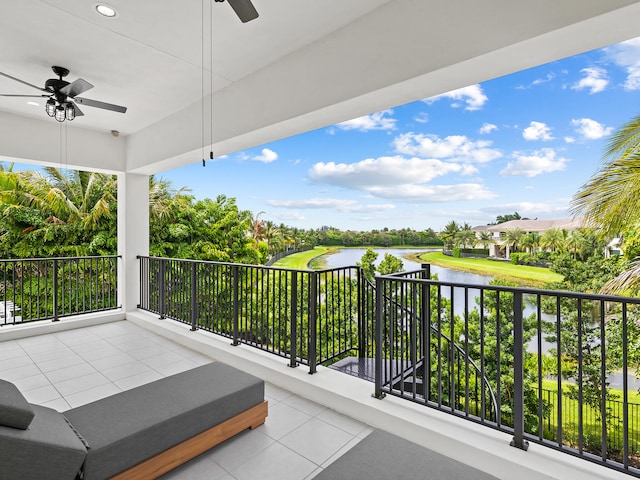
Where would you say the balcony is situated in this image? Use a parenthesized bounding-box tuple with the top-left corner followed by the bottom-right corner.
(1, 255, 637, 479)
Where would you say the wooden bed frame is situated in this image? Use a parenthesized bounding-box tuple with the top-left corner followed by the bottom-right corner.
(110, 401, 268, 480)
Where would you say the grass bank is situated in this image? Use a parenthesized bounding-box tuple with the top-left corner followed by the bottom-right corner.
(407, 251, 563, 287)
(272, 246, 335, 270)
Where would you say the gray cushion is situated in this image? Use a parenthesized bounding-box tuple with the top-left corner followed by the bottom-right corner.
(0, 404, 87, 480)
(316, 429, 500, 480)
(0, 379, 35, 429)
(64, 362, 264, 480)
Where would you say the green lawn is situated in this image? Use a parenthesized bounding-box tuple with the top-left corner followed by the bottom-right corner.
(410, 251, 563, 287)
(539, 379, 640, 454)
(271, 246, 332, 270)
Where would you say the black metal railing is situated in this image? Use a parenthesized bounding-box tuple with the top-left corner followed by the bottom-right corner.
(374, 273, 640, 476)
(0, 256, 120, 325)
(138, 256, 374, 372)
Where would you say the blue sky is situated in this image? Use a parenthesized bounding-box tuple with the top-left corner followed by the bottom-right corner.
(8, 38, 640, 233)
(166, 36, 640, 232)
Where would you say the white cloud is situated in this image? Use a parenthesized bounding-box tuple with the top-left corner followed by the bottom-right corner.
(516, 72, 556, 90)
(276, 211, 306, 222)
(424, 84, 488, 111)
(308, 156, 467, 188)
(522, 121, 553, 141)
(564, 136, 576, 144)
(368, 183, 497, 203)
(500, 148, 569, 177)
(252, 148, 278, 163)
(306, 155, 494, 204)
(414, 112, 429, 123)
(266, 197, 395, 213)
(571, 67, 608, 94)
(570, 118, 613, 140)
(392, 133, 501, 163)
(336, 109, 396, 132)
(479, 123, 498, 135)
(604, 38, 640, 90)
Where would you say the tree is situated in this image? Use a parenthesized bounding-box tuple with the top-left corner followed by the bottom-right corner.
(357, 248, 378, 283)
(570, 113, 640, 293)
(521, 232, 541, 254)
(377, 253, 403, 275)
(455, 228, 477, 249)
(564, 230, 586, 260)
(0, 168, 117, 257)
(571, 113, 640, 238)
(495, 212, 522, 224)
(540, 228, 565, 252)
(502, 228, 524, 258)
(249, 211, 266, 248)
(477, 231, 495, 250)
(441, 220, 461, 249)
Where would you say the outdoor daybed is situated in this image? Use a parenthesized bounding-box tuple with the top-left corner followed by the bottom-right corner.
(0, 362, 267, 479)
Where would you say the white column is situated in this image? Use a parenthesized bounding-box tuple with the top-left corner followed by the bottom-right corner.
(118, 173, 149, 313)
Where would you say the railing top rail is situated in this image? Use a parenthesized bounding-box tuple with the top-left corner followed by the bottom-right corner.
(376, 273, 640, 304)
(0, 255, 121, 263)
(138, 255, 360, 275)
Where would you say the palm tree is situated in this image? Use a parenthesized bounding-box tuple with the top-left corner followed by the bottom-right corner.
(250, 211, 266, 248)
(502, 228, 524, 258)
(571, 113, 640, 293)
(564, 230, 585, 260)
(477, 231, 495, 251)
(571, 113, 640, 238)
(263, 220, 281, 254)
(440, 220, 460, 249)
(455, 228, 477, 249)
(540, 228, 565, 252)
(149, 175, 192, 224)
(521, 232, 541, 254)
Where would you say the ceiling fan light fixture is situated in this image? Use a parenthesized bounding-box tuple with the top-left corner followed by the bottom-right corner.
(46, 98, 56, 116)
(55, 105, 66, 122)
(65, 102, 75, 121)
(95, 4, 117, 18)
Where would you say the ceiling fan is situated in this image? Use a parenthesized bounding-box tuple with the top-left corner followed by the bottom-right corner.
(215, 0, 259, 23)
(0, 66, 127, 122)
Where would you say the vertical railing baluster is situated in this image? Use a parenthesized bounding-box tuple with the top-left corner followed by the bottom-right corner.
(158, 258, 166, 319)
(232, 265, 239, 346)
(52, 259, 59, 322)
(289, 271, 298, 367)
(308, 272, 318, 374)
(511, 291, 528, 450)
(623, 303, 629, 470)
(421, 268, 430, 404)
(374, 276, 385, 399)
(600, 300, 607, 462)
(577, 298, 584, 454)
(190, 262, 197, 331)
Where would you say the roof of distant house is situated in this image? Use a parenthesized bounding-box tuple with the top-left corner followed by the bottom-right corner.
(476, 217, 586, 233)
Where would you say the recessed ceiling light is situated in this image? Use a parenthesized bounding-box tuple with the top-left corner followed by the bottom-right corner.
(96, 4, 117, 17)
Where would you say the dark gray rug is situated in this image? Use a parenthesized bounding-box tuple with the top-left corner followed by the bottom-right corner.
(316, 429, 500, 480)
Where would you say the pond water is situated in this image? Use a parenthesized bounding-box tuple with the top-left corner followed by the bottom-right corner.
(320, 247, 492, 285)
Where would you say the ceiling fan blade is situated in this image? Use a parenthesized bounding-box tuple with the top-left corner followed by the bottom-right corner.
(74, 96, 127, 113)
(0, 94, 49, 98)
(70, 102, 84, 117)
(0, 71, 49, 93)
(60, 78, 93, 98)
(227, 0, 259, 23)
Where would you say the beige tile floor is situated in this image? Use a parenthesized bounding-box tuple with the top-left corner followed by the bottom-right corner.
(0, 320, 372, 479)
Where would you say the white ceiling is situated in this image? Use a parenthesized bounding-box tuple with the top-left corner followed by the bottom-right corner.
(0, 0, 391, 135)
(2, 0, 640, 174)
